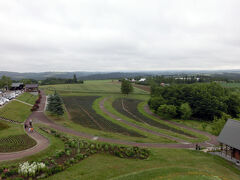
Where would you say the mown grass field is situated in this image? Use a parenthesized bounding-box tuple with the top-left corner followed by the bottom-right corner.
(41, 80, 148, 95)
(45, 148, 240, 180)
(17, 92, 38, 105)
(0, 100, 32, 123)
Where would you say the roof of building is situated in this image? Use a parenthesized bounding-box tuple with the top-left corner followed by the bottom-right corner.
(25, 84, 39, 88)
(217, 119, 240, 150)
(11, 83, 24, 87)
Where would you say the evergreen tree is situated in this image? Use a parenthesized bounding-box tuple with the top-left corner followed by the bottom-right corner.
(121, 79, 133, 95)
(47, 91, 64, 116)
(73, 74, 77, 83)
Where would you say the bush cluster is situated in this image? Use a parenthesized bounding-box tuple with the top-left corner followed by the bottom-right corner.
(31, 92, 42, 112)
(149, 83, 240, 121)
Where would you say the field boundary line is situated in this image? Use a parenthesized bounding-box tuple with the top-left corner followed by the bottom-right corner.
(14, 99, 33, 106)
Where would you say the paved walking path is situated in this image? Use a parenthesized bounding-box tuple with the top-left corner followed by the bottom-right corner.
(0, 92, 49, 162)
(14, 99, 33, 106)
(0, 91, 218, 162)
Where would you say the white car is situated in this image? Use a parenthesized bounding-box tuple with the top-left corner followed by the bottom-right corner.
(0, 100, 4, 106)
(2, 97, 9, 103)
(236, 160, 240, 166)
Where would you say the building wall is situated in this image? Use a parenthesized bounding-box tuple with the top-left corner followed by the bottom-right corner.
(234, 149, 240, 160)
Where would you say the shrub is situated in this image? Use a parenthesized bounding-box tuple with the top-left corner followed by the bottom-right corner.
(148, 96, 166, 111)
(179, 103, 192, 120)
(157, 104, 177, 119)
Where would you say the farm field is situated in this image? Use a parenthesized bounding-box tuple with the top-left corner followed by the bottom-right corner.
(55, 95, 174, 143)
(112, 98, 195, 137)
(1, 80, 239, 180)
(62, 96, 144, 137)
(0, 100, 32, 123)
(41, 80, 148, 94)
(17, 92, 38, 105)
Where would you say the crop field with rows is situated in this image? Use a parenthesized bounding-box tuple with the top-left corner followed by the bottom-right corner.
(113, 98, 195, 138)
(62, 96, 144, 137)
(0, 134, 36, 152)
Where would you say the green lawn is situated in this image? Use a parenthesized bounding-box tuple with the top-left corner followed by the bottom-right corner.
(17, 92, 38, 105)
(45, 148, 240, 180)
(172, 119, 214, 134)
(0, 100, 32, 123)
(41, 80, 148, 95)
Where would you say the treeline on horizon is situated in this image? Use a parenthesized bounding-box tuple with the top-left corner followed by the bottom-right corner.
(136, 75, 240, 86)
(0, 74, 84, 88)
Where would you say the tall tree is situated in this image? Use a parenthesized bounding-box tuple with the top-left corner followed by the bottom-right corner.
(0, 76, 12, 89)
(121, 79, 133, 95)
(73, 74, 77, 83)
(47, 91, 64, 116)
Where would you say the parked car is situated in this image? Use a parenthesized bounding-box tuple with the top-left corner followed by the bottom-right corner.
(236, 160, 240, 166)
(0, 100, 4, 106)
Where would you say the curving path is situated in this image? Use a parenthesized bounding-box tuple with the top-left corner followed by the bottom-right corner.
(0, 92, 49, 162)
(0, 91, 218, 162)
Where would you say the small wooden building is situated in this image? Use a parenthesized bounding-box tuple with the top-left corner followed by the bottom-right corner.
(217, 119, 240, 160)
(25, 84, 39, 92)
(10, 83, 24, 90)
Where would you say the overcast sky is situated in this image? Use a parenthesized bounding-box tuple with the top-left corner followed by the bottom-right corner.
(0, 0, 239, 72)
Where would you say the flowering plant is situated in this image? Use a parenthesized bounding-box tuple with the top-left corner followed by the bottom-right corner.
(18, 161, 46, 177)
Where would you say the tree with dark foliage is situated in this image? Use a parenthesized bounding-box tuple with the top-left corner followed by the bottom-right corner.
(121, 79, 133, 95)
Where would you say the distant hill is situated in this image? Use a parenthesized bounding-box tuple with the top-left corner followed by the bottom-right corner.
(1, 70, 240, 81)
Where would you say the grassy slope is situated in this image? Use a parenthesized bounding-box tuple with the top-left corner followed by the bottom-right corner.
(0, 100, 32, 122)
(17, 92, 38, 105)
(41, 80, 148, 95)
(46, 148, 240, 180)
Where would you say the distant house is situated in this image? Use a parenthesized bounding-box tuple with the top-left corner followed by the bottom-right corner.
(217, 119, 240, 160)
(10, 83, 24, 91)
(139, 78, 146, 82)
(25, 84, 39, 92)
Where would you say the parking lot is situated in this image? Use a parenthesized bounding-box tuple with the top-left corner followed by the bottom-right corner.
(0, 90, 24, 107)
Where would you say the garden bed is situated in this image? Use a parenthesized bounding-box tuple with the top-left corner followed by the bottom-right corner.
(113, 98, 195, 138)
(0, 127, 150, 180)
(62, 96, 144, 137)
(0, 134, 36, 153)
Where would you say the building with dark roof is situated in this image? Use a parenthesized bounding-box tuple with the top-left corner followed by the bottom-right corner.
(25, 84, 39, 92)
(217, 119, 240, 160)
(10, 83, 24, 90)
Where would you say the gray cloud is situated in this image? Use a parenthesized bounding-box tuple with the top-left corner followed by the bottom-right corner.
(0, 0, 240, 72)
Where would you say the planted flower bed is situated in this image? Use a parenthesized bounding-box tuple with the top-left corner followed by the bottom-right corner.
(62, 96, 144, 137)
(0, 127, 150, 180)
(0, 134, 37, 153)
(113, 98, 195, 138)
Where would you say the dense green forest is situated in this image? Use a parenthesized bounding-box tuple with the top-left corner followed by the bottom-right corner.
(149, 83, 240, 121)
